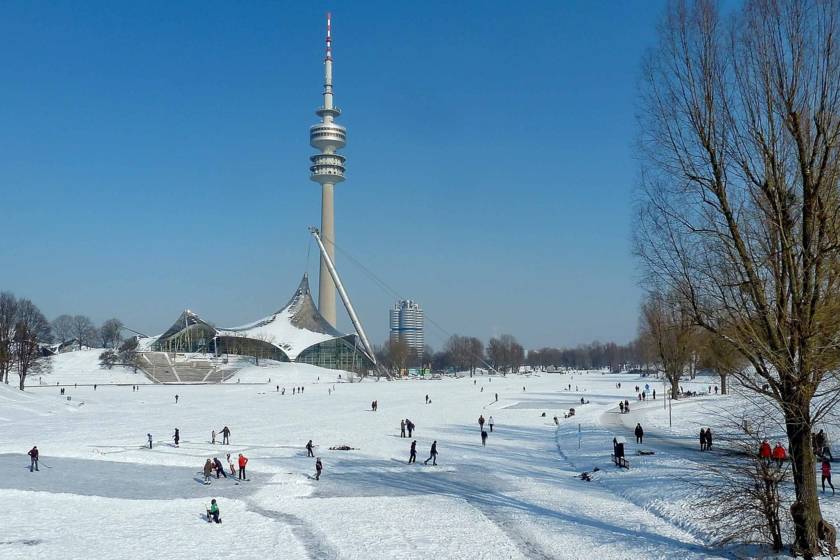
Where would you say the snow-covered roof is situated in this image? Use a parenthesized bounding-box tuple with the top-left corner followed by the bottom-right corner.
(215, 275, 347, 360)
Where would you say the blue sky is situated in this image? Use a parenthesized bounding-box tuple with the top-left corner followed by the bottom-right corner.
(0, 1, 663, 349)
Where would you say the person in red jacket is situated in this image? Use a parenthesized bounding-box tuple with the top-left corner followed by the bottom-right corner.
(238, 453, 248, 480)
(759, 439, 772, 461)
(772, 442, 787, 466)
(822, 458, 835, 495)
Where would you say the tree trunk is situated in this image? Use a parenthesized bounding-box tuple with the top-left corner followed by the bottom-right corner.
(18, 372, 25, 391)
(670, 375, 680, 400)
(786, 401, 822, 558)
(720, 373, 727, 395)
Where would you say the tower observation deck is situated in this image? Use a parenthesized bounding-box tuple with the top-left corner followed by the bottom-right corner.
(310, 12, 346, 327)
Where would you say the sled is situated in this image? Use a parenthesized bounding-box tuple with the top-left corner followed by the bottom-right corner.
(612, 454, 630, 469)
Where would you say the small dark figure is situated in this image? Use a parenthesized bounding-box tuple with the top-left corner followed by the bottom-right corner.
(699, 428, 707, 451)
(634, 423, 644, 444)
(425, 394, 429, 404)
(653, 389, 656, 400)
(306, 440, 314, 457)
(481, 430, 488, 446)
(619, 401, 624, 414)
(495, 393, 499, 402)
(553, 416, 559, 425)
(28, 446, 39, 472)
(704, 428, 713, 450)
(175, 394, 179, 403)
(315, 458, 323, 480)
(424, 441, 438, 465)
(213, 457, 227, 478)
(478, 415, 485, 429)
(822, 458, 835, 495)
(147, 433, 153, 449)
(409, 440, 417, 463)
(94, 384, 97, 390)
(222, 426, 230, 445)
(60, 388, 65, 395)
(173, 428, 180, 447)
(400, 420, 406, 438)
(624, 399, 630, 413)
(406, 419, 414, 438)
(276, 385, 279, 392)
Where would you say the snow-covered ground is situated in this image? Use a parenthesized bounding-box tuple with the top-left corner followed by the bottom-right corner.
(3, 358, 839, 559)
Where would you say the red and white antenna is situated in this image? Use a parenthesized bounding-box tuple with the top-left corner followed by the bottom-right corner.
(325, 12, 332, 61)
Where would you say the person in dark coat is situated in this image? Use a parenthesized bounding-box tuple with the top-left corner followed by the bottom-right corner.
(619, 401, 624, 414)
(406, 419, 414, 438)
(221, 426, 230, 445)
(424, 441, 438, 465)
(409, 440, 417, 464)
(28, 446, 39, 472)
(213, 457, 227, 478)
(306, 440, 315, 457)
(704, 428, 713, 450)
(634, 423, 644, 444)
(315, 458, 323, 480)
(481, 430, 488, 446)
(624, 400, 630, 413)
(699, 428, 707, 451)
(173, 428, 180, 447)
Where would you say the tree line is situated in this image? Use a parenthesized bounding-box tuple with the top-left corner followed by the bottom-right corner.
(0, 290, 125, 389)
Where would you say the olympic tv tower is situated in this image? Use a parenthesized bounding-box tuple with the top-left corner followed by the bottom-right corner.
(309, 12, 346, 327)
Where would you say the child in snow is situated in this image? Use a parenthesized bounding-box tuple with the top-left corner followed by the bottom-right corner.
(207, 499, 221, 523)
(315, 458, 323, 480)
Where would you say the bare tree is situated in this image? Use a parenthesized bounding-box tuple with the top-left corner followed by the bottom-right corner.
(487, 334, 524, 373)
(99, 318, 123, 349)
(697, 329, 747, 395)
(695, 412, 790, 552)
(52, 314, 75, 345)
(0, 292, 18, 384)
(384, 339, 410, 375)
(635, 1, 840, 553)
(12, 300, 50, 390)
(639, 290, 695, 398)
(71, 315, 97, 350)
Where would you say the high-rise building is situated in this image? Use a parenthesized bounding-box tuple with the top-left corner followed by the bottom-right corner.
(389, 300, 424, 358)
(310, 12, 346, 328)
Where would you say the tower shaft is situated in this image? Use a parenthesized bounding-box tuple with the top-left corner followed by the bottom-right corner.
(319, 183, 336, 326)
(309, 12, 346, 328)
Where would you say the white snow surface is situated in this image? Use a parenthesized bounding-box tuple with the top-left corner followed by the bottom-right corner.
(3, 368, 839, 559)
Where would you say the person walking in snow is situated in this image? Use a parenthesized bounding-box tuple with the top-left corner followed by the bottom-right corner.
(306, 440, 315, 457)
(221, 426, 230, 445)
(211, 430, 216, 445)
(314, 457, 323, 480)
(653, 389, 656, 400)
(147, 433, 153, 449)
(409, 440, 417, 464)
(634, 423, 644, 444)
(822, 458, 835, 495)
(227, 453, 236, 476)
(772, 442, 787, 466)
(495, 393, 499, 402)
(406, 419, 414, 438)
(173, 428, 180, 447)
(704, 428, 713, 450)
(425, 394, 429, 404)
(424, 441, 438, 465)
(203, 459, 213, 483)
(478, 415, 485, 430)
(624, 399, 630, 413)
(488, 416, 495, 432)
(400, 420, 406, 438)
(238, 453, 248, 480)
(481, 430, 488, 446)
(213, 457, 227, 478)
(699, 428, 707, 451)
(619, 401, 624, 414)
(175, 394, 179, 404)
(759, 439, 772, 461)
(28, 446, 39, 472)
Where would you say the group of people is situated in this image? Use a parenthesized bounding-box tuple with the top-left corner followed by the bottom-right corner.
(202, 453, 248, 483)
(699, 428, 713, 451)
(371, 400, 379, 411)
(618, 399, 631, 414)
(759, 439, 788, 466)
(211, 426, 231, 445)
(407, 440, 438, 465)
(400, 419, 416, 438)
